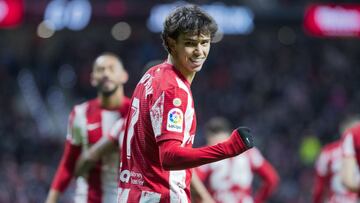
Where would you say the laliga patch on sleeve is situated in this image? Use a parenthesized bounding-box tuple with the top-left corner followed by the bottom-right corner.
(166, 108, 183, 132)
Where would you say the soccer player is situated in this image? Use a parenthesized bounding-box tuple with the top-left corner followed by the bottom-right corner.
(196, 117, 279, 203)
(341, 117, 360, 195)
(118, 5, 254, 203)
(45, 53, 131, 203)
(313, 138, 358, 203)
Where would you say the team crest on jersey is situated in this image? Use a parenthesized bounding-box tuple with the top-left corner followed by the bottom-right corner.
(173, 98, 182, 107)
(167, 108, 183, 132)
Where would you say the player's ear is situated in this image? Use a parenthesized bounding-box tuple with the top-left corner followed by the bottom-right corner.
(120, 69, 129, 84)
(90, 71, 97, 87)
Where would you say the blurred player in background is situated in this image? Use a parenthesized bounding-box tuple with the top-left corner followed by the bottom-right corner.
(118, 4, 254, 203)
(196, 117, 279, 203)
(341, 116, 360, 196)
(45, 53, 130, 203)
(313, 137, 358, 203)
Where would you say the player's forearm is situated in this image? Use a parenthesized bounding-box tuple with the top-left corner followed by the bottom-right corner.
(341, 156, 360, 192)
(75, 137, 117, 177)
(51, 141, 81, 191)
(312, 174, 328, 203)
(160, 131, 252, 170)
(254, 162, 279, 203)
(190, 172, 215, 203)
(45, 189, 60, 203)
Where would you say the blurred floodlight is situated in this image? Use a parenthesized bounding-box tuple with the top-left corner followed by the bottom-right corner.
(44, 0, 92, 31)
(304, 4, 360, 37)
(37, 20, 55, 38)
(66, 0, 92, 30)
(0, 1, 9, 22)
(278, 26, 296, 45)
(112, 22, 131, 41)
(147, 1, 254, 35)
(44, 0, 66, 30)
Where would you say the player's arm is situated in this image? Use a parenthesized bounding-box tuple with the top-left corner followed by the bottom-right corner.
(45, 140, 82, 203)
(341, 132, 360, 192)
(190, 171, 215, 203)
(75, 136, 117, 177)
(248, 148, 279, 203)
(75, 118, 124, 177)
(312, 148, 330, 203)
(313, 171, 330, 203)
(341, 155, 360, 192)
(46, 108, 82, 203)
(159, 127, 253, 170)
(152, 88, 253, 170)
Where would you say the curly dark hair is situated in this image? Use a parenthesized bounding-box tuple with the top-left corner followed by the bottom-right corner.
(161, 4, 218, 54)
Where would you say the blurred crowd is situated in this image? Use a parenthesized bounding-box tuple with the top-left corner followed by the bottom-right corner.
(1, 20, 360, 202)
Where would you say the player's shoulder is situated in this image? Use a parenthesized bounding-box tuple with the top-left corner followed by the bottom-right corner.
(323, 141, 339, 151)
(146, 62, 188, 92)
(345, 123, 360, 137)
(71, 98, 95, 116)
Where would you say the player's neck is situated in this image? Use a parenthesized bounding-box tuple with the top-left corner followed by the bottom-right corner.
(167, 55, 195, 84)
(98, 87, 124, 109)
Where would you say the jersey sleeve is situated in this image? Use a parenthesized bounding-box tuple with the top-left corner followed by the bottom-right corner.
(315, 148, 330, 177)
(66, 106, 85, 146)
(249, 147, 265, 169)
(150, 87, 189, 143)
(51, 108, 83, 192)
(250, 148, 279, 203)
(343, 132, 356, 158)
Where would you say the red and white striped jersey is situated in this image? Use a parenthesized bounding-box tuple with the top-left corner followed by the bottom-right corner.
(118, 62, 196, 203)
(51, 97, 130, 203)
(314, 140, 358, 203)
(196, 147, 278, 203)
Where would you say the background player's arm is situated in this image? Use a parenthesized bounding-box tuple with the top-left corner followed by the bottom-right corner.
(341, 132, 360, 192)
(75, 135, 117, 177)
(190, 171, 215, 203)
(46, 108, 82, 203)
(312, 147, 331, 203)
(313, 172, 330, 203)
(45, 141, 82, 203)
(75, 118, 123, 177)
(253, 160, 279, 203)
(341, 156, 360, 192)
(248, 148, 279, 203)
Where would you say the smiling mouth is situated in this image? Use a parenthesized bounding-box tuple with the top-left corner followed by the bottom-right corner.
(190, 58, 204, 64)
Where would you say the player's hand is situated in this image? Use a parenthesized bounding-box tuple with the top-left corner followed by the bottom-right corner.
(233, 127, 253, 149)
(74, 151, 95, 179)
(223, 127, 253, 156)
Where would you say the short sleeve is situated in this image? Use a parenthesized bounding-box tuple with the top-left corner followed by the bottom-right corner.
(343, 132, 355, 157)
(66, 104, 87, 146)
(150, 87, 189, 143)
(249, 147, 265, 169)
(315, 149, 329, 177)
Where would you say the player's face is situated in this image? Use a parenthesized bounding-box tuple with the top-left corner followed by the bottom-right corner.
(207, 132, 229, 145)
(170, 32, 211, 73)
(91, 55, 127, 96)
